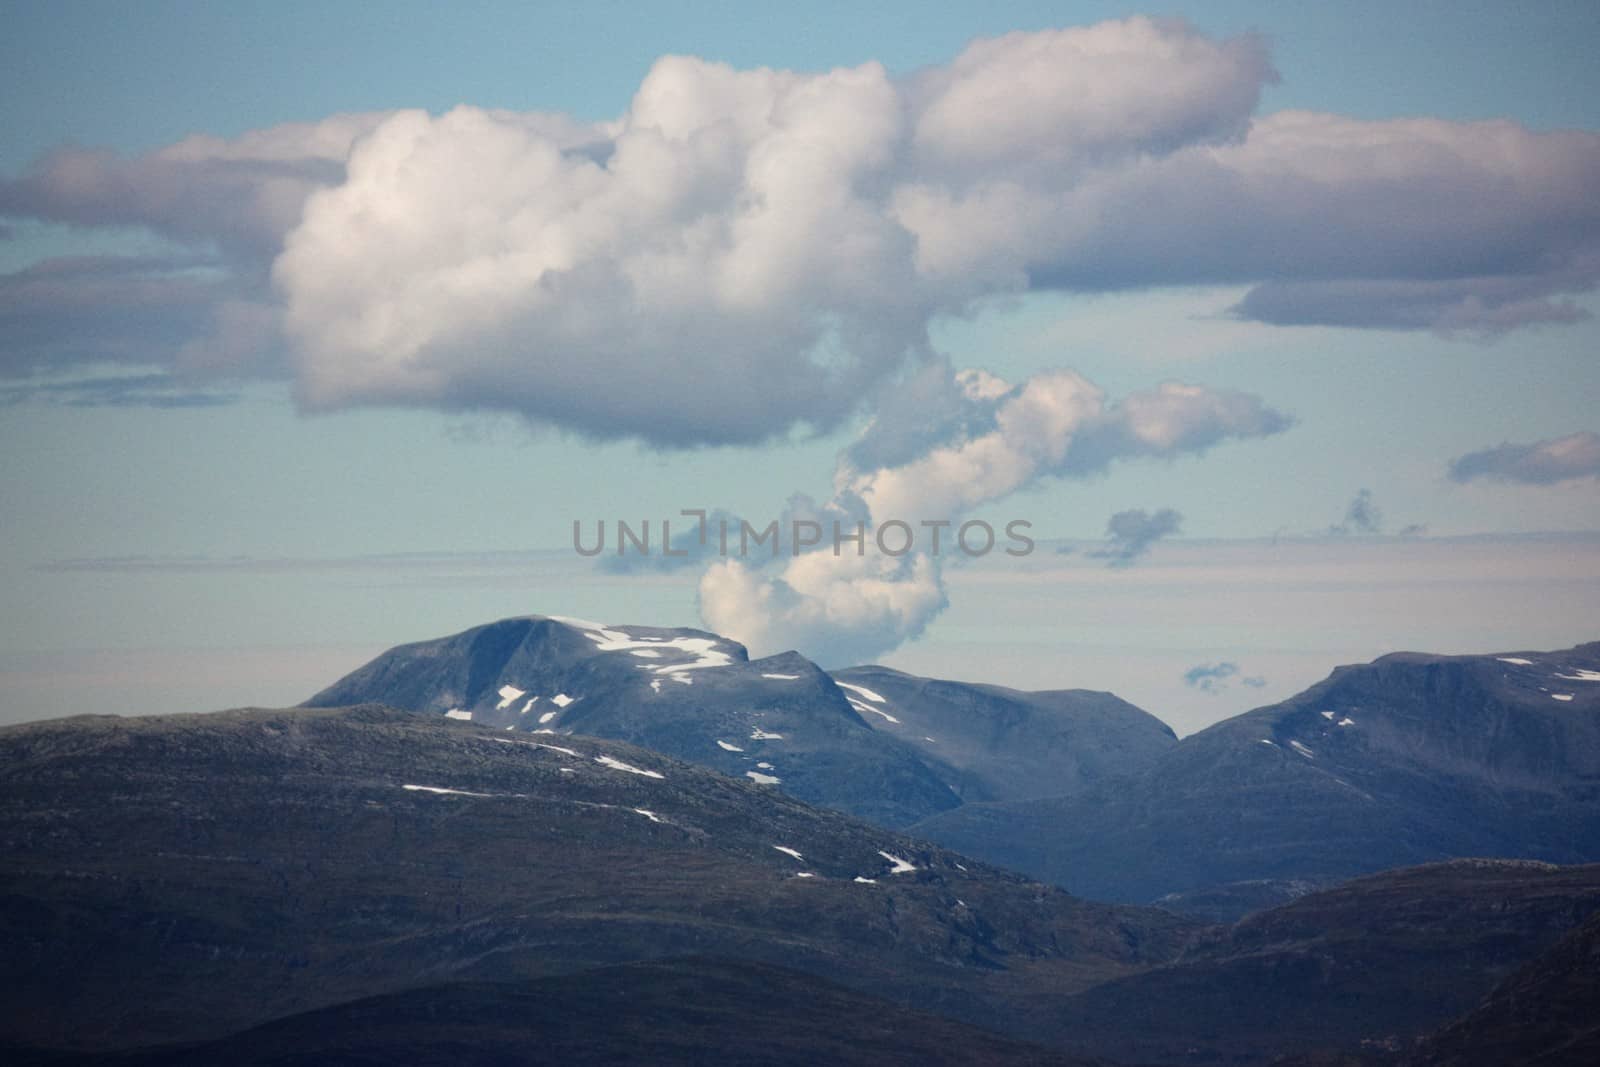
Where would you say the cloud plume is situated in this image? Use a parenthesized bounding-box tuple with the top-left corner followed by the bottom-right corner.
(698, 365, 1289, 663)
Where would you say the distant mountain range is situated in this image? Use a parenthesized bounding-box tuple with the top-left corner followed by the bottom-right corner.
(307, 617, 1600, 917)
(916, 643, 1600, 914)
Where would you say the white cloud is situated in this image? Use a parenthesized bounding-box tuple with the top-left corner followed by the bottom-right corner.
(4, 18, 1594, 424)
(699, 551, 946, 667)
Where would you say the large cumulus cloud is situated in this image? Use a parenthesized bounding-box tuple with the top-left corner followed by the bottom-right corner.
(2, 17, 1597, 436)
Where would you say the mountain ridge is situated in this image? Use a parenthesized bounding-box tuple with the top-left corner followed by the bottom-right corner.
(304, 614, 1178, 827)
(913, 640, 1600, 912)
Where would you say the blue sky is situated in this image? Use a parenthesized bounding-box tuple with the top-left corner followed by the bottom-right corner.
(1, 2, 1597, 730)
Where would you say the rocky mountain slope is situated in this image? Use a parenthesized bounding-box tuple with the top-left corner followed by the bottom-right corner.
(913, 643, 1600, 913)
(0, 704, 1196, 1056)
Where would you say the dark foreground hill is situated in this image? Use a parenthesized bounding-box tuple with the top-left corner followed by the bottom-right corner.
(1048, 859, 1600, 1065)
(914, 643, 1600, 913)
(304, 615, 1176, 827)
(9, 957, 1090, 1067)
(1407, 904, 1600, 1067)
(0, 705, 1194, 1056)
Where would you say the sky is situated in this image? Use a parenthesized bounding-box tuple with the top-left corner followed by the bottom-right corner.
(1, 1, 1597, 733)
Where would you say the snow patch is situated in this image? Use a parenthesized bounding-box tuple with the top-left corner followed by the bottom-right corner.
(650, 679, 662, 694)
(746, 771, 781, 785)
(1289, 740, 1315, 758)
(1498, 657, 1535, 666)
(633, 808, 662, 823)
(551, 693, 576, 708)
(1338, 717, 1356, 727)
(1552, 693, 1575, 702)
(444, 709, 472, 721)
(594, 755, 664, 779)
(1555, 669, 1600, 682)
(1320, 711, 1335, 721)
(756, 761, 773, 770)
(1259, 739, 1278, 748)
(490, 737, 582, 757)
(549, 615, 606, 631)
(837, 681, 887, 703)
(750, 728, 784, 740)
(795, 871, 817, 878)
(580, 626, 736, 676)
(716, 740, 745, 752)
(762, 672, 801, 680)
(848, 698, 901, 724)
(878, 851, 916, 875)
(630, 649, 663, 658)
(403, 784, 496, 797)
(495, 685, 526, 710)
(853, 876, 877, 884)
(772, 845, 804, 860)
(520, 697, 539, 714)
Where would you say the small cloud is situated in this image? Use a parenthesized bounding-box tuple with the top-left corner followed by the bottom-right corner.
(1448, 432, 1600, 486)
(1184, 661, 1239, 694)
(1091, 507, 1182, 567)
(1329, 487, 1382, 536)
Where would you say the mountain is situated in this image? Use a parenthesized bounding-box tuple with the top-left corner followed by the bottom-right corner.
(304, 616, 961, 828)
(912, 643, 1600, 913)
(829, 665, 1176, 803)
(304, 615, 1176, 827)
(0, 704, 1198, 1057)
(1047, 859, 1600, 1065)
(10, 958, 1093, 1066)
